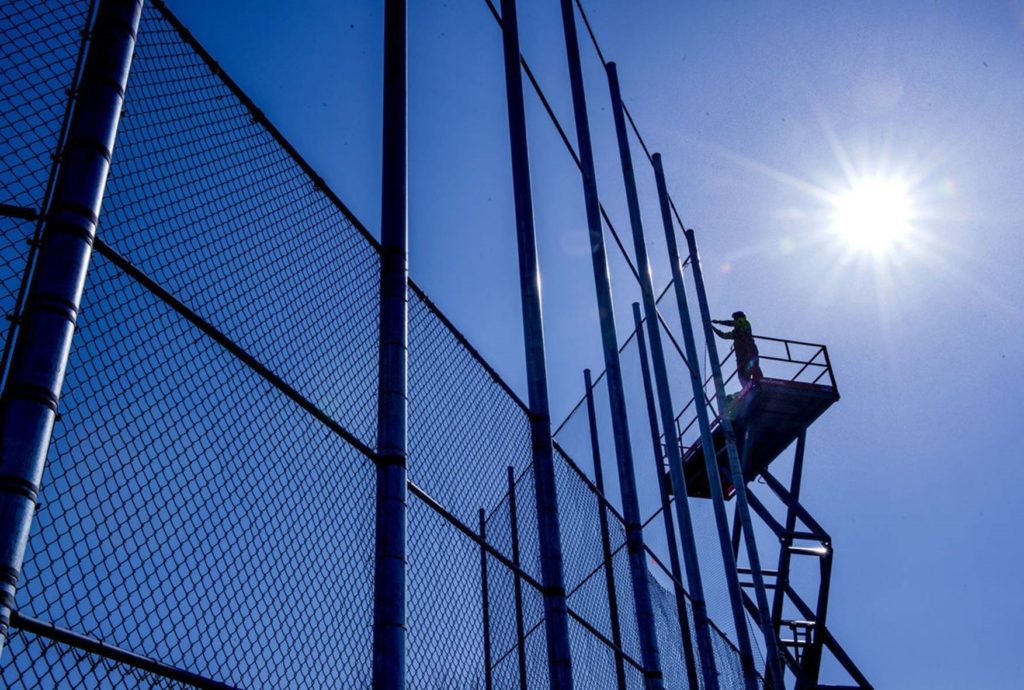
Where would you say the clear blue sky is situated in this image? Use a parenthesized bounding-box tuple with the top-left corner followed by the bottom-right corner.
(167, 1, 1024, 687)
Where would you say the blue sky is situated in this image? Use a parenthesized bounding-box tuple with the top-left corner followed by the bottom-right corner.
(166, 1, 1024, 687)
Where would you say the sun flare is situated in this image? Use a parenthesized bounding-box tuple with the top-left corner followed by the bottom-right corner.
(831, 176, 914, 253)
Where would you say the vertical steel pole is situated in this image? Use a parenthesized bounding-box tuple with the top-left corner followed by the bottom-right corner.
(772, 432, 806, 629)
(373, 0, 408, 686)
(479, 509, 494, 690)
(771, 430, 830, 690)
(630, 304, 699, 690)
(731, 504, 743, 559)
(507, 467, 529, 690)
(583, 369, 627, 690)
(803, 548, 832, 690)
(652, 152, 761, 688)
(733, 428, 755, 560)
(0, 0, 142, 657)
(558, 4, 663, 689)
(498, 0, 574, 686)
(684, 228, 787, 689)
(606, 60, 723, 689)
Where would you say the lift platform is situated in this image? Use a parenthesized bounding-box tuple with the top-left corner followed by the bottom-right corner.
(659, 335, 872, 688)
(668, 336, 839, 499)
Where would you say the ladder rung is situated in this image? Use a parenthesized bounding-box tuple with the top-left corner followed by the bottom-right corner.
(784, 619, 816, 628)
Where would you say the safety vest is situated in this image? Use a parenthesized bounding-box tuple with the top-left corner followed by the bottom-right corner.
(734, 318, 757, 361)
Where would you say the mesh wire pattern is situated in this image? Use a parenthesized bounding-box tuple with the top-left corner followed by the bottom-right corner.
(0, 0, 93, 386)
(1, 2, 759, 688)
(3, 629, 198, 690)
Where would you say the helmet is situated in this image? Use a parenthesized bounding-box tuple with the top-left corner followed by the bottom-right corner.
(732, 311, 746, 320)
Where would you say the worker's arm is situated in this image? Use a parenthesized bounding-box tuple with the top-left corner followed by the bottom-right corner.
(712, 319, 736, 327)
(713, 326, 734, 339)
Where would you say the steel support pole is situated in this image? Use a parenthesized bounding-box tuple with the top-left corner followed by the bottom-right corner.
(799, 548, 832, 690)
(774, 431, 829, 690)
(583, 369, 627, 690)
(651, 153, 762, 688)
(630, 304, 699, 690)
(0, 0, 142, 657)
(499, 0, 574, 685)
(479, 509, 494, 690)
(733, 431, 757, 561)
(558, 5, 663, 688)
(731, 506, 743, 558)
(373, 0, 408, 686)
(606, 61, 723, 689)
(684, 228, 786, 689)
(508, 467, 529, 690)
(772, 432, 806, 630)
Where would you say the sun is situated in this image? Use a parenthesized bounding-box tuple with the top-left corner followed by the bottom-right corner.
(831, 176, 914, 253)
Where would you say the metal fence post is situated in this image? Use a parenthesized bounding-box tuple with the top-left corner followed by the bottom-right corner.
(558, 5, 664, 689)
(608, 60, 726, 689)
(507, 467, 529, 690)
(583, 369, 627, 690)
(652, 153, 763, 689)
(479, 509, 494, 690)
(0, 0, 142, 657)
(630, 304, 699, 690)
(684, 228, 787, 689)
(498, 0, 574, 685)
(373, 0, 408, 687)
(733, 431, 756, 560)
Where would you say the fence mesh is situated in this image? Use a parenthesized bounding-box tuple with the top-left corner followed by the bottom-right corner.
(3, 629, 195, 690)
(0, 0, 89, 210)
(0, 0, 93, 384)
(100, 5, 383, 448)
(8, 255, 377, 689)
(1, 2, 762, 688)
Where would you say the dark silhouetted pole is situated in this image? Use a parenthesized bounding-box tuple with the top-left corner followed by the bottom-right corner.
(508, 467, 529, 690)
(583, 369, 627, 690)
(559, 3, 663, 688)
(373, 0, 408, 686)
(479, 509, 494, 690)
(630, 303, 700, 690)
(499, 0, 574, 685)
(773, 432, 806, 627)
(684, 228, 787, 689)
(0, 0, 142, 657)
(652, 152, 760, 688)
(606, 59, 723, 688)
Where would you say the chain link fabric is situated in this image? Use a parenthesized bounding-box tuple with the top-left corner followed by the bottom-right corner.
(0, 0, 92, 386)
(1, 2, 763, 688)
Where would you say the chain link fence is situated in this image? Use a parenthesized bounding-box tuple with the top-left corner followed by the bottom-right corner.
(1, 2, 760, 688)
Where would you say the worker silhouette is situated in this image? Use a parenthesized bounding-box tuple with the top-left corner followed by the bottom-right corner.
(712, 311, 763, 388)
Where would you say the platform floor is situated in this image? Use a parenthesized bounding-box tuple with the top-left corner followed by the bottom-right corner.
(676, 378, 839, 499)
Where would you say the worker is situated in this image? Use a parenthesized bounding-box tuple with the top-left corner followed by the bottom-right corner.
(712, 311, 763, 388)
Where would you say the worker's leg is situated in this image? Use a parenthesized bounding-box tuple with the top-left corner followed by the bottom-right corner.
(750, 356, 763, 384)
(737, 363, 751, 388)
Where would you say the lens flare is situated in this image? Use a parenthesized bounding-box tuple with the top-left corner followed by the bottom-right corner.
(831, 176, 913, 253)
